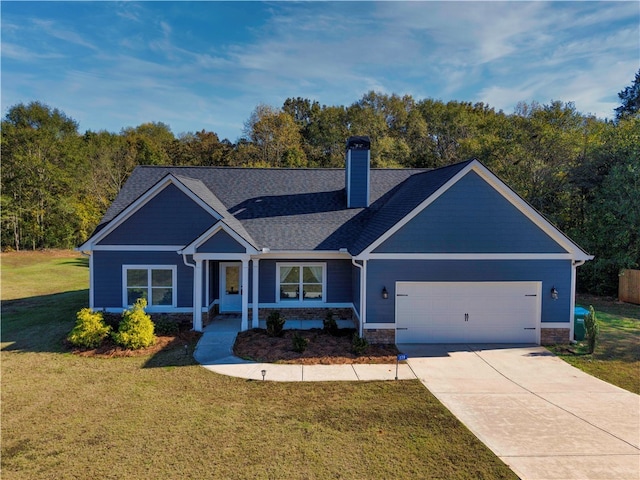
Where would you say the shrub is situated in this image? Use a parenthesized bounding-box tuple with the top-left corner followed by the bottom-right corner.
(153, 315, 180, 336)
(323, 310, 339, 336)
(112, 298, 156, 349)
(266, 311, 285, 337)
(585, 305, 600, 354)
(351, 333, 369, 355)
(292, 332, 309, 353)
(67, 308, 111, 348)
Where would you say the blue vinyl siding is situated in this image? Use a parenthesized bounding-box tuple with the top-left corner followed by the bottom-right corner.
(209, 261, 219, 304)
(197, 230, 246, 253)
(366, 259, 571, 324)
(258, 259, 353, 303)
(99, 184, 215, 245)
(374, 171, 567, 254)
(93, 250, 193, 308)
(352, 263, 362, 316)
(346, 149, 369, 208)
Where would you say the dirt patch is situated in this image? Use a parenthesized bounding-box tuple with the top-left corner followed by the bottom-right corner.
(233, 328, 399, 365)
(69, 331, 201, 358)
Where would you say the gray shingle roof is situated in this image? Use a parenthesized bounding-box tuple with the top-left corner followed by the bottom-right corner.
(93, 162, 472, 254)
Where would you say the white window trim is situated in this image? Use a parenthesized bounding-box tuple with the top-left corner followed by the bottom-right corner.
(275, 262, 326, 304)
(122, 265, 177, 310)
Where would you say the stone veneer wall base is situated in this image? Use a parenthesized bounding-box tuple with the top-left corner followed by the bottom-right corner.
(540, 327, 570, 345)
(363, 328, 395, 345)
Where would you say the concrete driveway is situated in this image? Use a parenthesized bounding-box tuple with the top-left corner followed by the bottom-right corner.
(400, 344, 640, 480)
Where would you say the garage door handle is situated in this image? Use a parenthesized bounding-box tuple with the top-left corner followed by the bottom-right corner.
(397, 294, 408, 297)
(524, 327, 536, 330)
(397, 327, 408, 330)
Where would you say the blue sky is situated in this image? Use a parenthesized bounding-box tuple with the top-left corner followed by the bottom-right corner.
(2, 1, 639, 142)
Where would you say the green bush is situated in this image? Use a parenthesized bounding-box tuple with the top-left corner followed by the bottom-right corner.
(266, 311, 285, 337)
(112, 298, 156, 349)
(292, 332, 309, 353)
(153, 315, 180, 336)
(67, 308, 111, 348)
(351, 333, 369, 355)
(585, 305, 600, 354)
(323, 311, 339, 336)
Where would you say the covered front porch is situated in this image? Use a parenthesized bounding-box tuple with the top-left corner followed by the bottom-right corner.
(191, 255, 259, 332)
(181, 222, 360, 334)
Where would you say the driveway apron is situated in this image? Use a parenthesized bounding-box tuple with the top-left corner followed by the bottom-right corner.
(401, 344, 640, 480)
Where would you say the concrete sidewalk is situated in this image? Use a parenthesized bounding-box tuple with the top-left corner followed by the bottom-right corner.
(193, 317, 416, 381)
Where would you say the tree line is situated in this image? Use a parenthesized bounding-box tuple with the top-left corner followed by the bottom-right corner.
(2, 69, 639, 295)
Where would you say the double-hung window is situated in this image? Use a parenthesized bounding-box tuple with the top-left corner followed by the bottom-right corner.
(277, 263, 325, 302)
(123, 265, 176, 308)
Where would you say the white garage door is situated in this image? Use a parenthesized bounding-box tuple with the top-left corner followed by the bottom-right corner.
(396, 282, 540, 344)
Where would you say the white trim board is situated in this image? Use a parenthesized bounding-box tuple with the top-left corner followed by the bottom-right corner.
(91, 245, 185, 251)
(361, 253, 576, 260)
(95, 307, 193, 314)
(253, 251, 352, 260)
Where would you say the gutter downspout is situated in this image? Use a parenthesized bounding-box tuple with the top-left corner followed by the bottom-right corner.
(181, 253, 197, 331)
(351, 258, 366, 337)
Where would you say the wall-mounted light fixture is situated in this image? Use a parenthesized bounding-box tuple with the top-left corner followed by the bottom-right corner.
(382, 286, 389, 299)
(551, 286, 559, 300)
(261, 369, 266, 381)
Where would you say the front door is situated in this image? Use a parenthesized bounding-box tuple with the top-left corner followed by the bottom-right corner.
(220, 262, 242, 312)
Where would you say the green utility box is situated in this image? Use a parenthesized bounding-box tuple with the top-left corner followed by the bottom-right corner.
(574, 306, 589, 341)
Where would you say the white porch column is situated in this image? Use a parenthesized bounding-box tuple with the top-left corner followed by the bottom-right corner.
(193, 258, 204, 332)
(241, 258, 249, 331)
(252, 259, 260, 328)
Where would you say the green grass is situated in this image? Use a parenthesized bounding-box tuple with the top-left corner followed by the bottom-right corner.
(548, 294, 640, 394)
(1, 251, 517, 480)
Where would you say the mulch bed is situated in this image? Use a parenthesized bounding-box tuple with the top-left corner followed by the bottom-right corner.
(233, 328, 399, 365)
(68, 331, 201, 358)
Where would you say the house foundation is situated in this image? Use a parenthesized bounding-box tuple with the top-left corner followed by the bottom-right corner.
(363, 328, 396, 345)
(540, 328, 570, 345)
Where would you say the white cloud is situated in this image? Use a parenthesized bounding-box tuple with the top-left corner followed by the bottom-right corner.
(2, 1, 637, 139)
(31, 18, 98, 51)
(1, 43, 64, 61)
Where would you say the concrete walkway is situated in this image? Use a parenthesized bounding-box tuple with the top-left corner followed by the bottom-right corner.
(194, 320, 640, 480)
(193, 317, 416, 381)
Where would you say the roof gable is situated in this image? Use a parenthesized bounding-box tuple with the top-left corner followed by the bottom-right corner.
(98, 183, 215, 246)
(80, 174, 221, 249)
(350, 161, 472, 254)
(373, 170, 568, 254)
(360, 160, 592, 260)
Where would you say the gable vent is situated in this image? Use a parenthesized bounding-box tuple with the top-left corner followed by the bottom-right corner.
(345, 136, 370, 208)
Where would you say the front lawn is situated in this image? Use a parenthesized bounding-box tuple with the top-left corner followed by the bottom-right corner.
(1, 251, 516, 479)
(548, 294, 640, 394)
